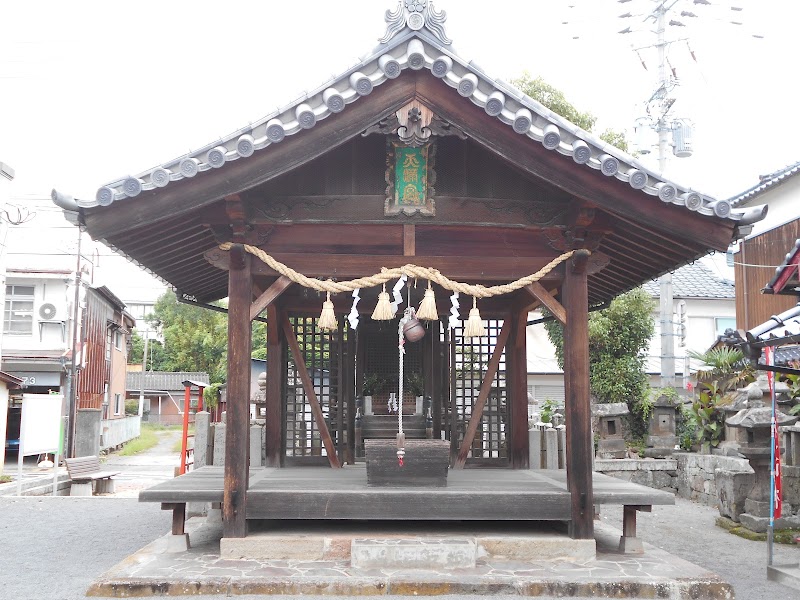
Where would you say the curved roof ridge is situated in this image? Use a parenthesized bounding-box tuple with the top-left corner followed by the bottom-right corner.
(88, 8, 756, 226)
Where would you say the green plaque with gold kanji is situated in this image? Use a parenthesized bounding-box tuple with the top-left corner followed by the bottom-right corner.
(395, 146, 427, 206)
(385, 143, 435, 216)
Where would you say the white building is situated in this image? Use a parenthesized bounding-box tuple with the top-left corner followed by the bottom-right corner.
(526, 261, 736, 408)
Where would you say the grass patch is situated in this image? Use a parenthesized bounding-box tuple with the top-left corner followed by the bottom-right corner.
(716, 516, 800, 545)
(171, 428, 195, 454)
(0, 474, 12, 484)
(117, 423, 160, 456)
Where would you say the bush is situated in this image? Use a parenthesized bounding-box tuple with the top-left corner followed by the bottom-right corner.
(124, 399, 140, 416)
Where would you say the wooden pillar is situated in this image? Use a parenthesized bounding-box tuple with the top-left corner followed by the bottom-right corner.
(265, 303, 284, 468)
(508, 304, 529, 469)
(223, 245, 252, 539)
(563, 249, 593, 540)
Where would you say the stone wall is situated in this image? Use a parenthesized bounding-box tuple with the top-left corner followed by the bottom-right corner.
(100, 416, 141, 451)
(594, 458, 678, 493)
(674, 453, 752, 507)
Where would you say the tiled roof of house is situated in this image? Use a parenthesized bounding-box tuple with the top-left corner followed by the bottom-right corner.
(126, 371, 210, 393)
(642, 262, 734, 299)
(82, 2, 762, 227)
(729, 160, 800, 208)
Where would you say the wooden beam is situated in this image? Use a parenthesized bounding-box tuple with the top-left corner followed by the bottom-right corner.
(265, 303, 283, 468)
(404, 224, 416, 257)
(524, 282, 566, 326)
(223, 245, 251, 539)
(508, 304, 529, 469)
(281, 314, 341, 468)
(453, 319, 511, 469)
(250, 276, 292, 321)
(562, 249, 593, 540)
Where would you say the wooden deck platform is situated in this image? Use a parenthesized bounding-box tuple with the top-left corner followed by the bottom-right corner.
(140, 466, 674, 522)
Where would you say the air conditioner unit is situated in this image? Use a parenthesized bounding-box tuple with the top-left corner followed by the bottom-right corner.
(38, 303, 58, 320)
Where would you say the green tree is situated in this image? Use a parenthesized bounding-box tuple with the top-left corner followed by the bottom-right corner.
(128, 329, 168, 371)
(511, 73, 629, 152)
(144, 291, 271, 384)
(147, 292, 229, 383)
(544, 288, 655, 438)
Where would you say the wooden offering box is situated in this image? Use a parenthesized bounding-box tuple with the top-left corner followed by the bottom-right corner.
(365, 439, 450, 487)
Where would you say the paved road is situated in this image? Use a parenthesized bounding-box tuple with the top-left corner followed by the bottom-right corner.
(2, 431, 799, 600)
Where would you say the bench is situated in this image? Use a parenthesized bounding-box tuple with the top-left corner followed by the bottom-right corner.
(65, 456, 120, 496)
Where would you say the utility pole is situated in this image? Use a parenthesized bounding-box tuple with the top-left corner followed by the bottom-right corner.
(66, 227, 83, 459)
(654, 3, 675, 388)
(138, 332, 149, 417)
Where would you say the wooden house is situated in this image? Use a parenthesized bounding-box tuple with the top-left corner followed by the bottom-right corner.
(52, 4, 765, 541)
(731, 161, 800, 330)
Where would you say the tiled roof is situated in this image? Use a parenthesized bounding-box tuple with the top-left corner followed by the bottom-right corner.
(126, 371, 210, 393)
(642, 262, 734, 299)
(729, 161, 800, 207)
(83, 2, 762, 227)
(764, 238, 800, 295)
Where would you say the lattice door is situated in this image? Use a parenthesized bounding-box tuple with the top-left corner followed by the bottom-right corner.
(283, 316, 348, 462)
(447, 319, 508, 464)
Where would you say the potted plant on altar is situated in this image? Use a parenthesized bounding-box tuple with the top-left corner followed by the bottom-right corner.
(405, 372, 425, 414)
(362, 373, 385, 416)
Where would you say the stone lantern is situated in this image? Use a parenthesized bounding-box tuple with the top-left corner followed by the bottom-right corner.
(644, 394, 680, 458)
(593, 402, 629, 459)
(726, 406, 800, 532)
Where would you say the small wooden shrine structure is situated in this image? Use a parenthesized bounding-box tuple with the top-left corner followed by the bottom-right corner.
(53, 2, 765, 541)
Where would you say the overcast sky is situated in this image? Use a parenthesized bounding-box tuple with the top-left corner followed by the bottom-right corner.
(1, 0, 795, 297)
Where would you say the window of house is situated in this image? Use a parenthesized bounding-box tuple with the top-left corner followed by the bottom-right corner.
(3, 285, 34, 335)
(715, 317, 737, 337)
(114, 393, 122, 416)
(114, 330, 123, 351)
(105, 328, 112, 361)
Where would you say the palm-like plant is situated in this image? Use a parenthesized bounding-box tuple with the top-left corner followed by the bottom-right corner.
(688, 347, 755, 448)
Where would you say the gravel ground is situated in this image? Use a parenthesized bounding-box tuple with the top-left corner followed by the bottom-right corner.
(3, 431, 798, 600)
(2, 494, 799, 599)
(600, 499, 800, 600)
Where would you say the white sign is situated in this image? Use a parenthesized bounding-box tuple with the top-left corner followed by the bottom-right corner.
(20, 394, 63, 455)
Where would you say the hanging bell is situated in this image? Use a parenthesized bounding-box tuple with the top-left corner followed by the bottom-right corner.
(403, 315, 426, 342)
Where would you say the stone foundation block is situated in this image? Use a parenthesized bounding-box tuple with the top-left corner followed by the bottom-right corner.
(351, 538, 476, 569)
(739, 513, 800, 533)
(715, 469, 755, 522)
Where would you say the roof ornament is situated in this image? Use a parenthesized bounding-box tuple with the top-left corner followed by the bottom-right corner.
(380, 0, 452, 45)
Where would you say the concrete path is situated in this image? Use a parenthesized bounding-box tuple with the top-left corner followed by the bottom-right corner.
(104, 427, 183, 498)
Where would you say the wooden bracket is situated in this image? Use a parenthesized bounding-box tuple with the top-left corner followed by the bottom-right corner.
(523, 282, 566, 325)
(403, 224, 416, 256)
(250, 276, 292, 321)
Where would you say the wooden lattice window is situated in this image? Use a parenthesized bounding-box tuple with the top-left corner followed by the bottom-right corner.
(284, 317, 347, 459)
(449, 319, 507, 464)
(360, 320, 422, 414)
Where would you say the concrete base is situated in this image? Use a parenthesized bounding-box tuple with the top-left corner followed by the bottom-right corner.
(351, 538, 476, 569)
(90, 517, 735, 599)
(165, 534, 190, 553)
(221, 525, 597, 564)
(95, 478, 115, 494)
(618, 535, 644, 554)
(69, 481, 93, 497)
(767, 563, 800, 592)
(739, 512, 800, 533)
